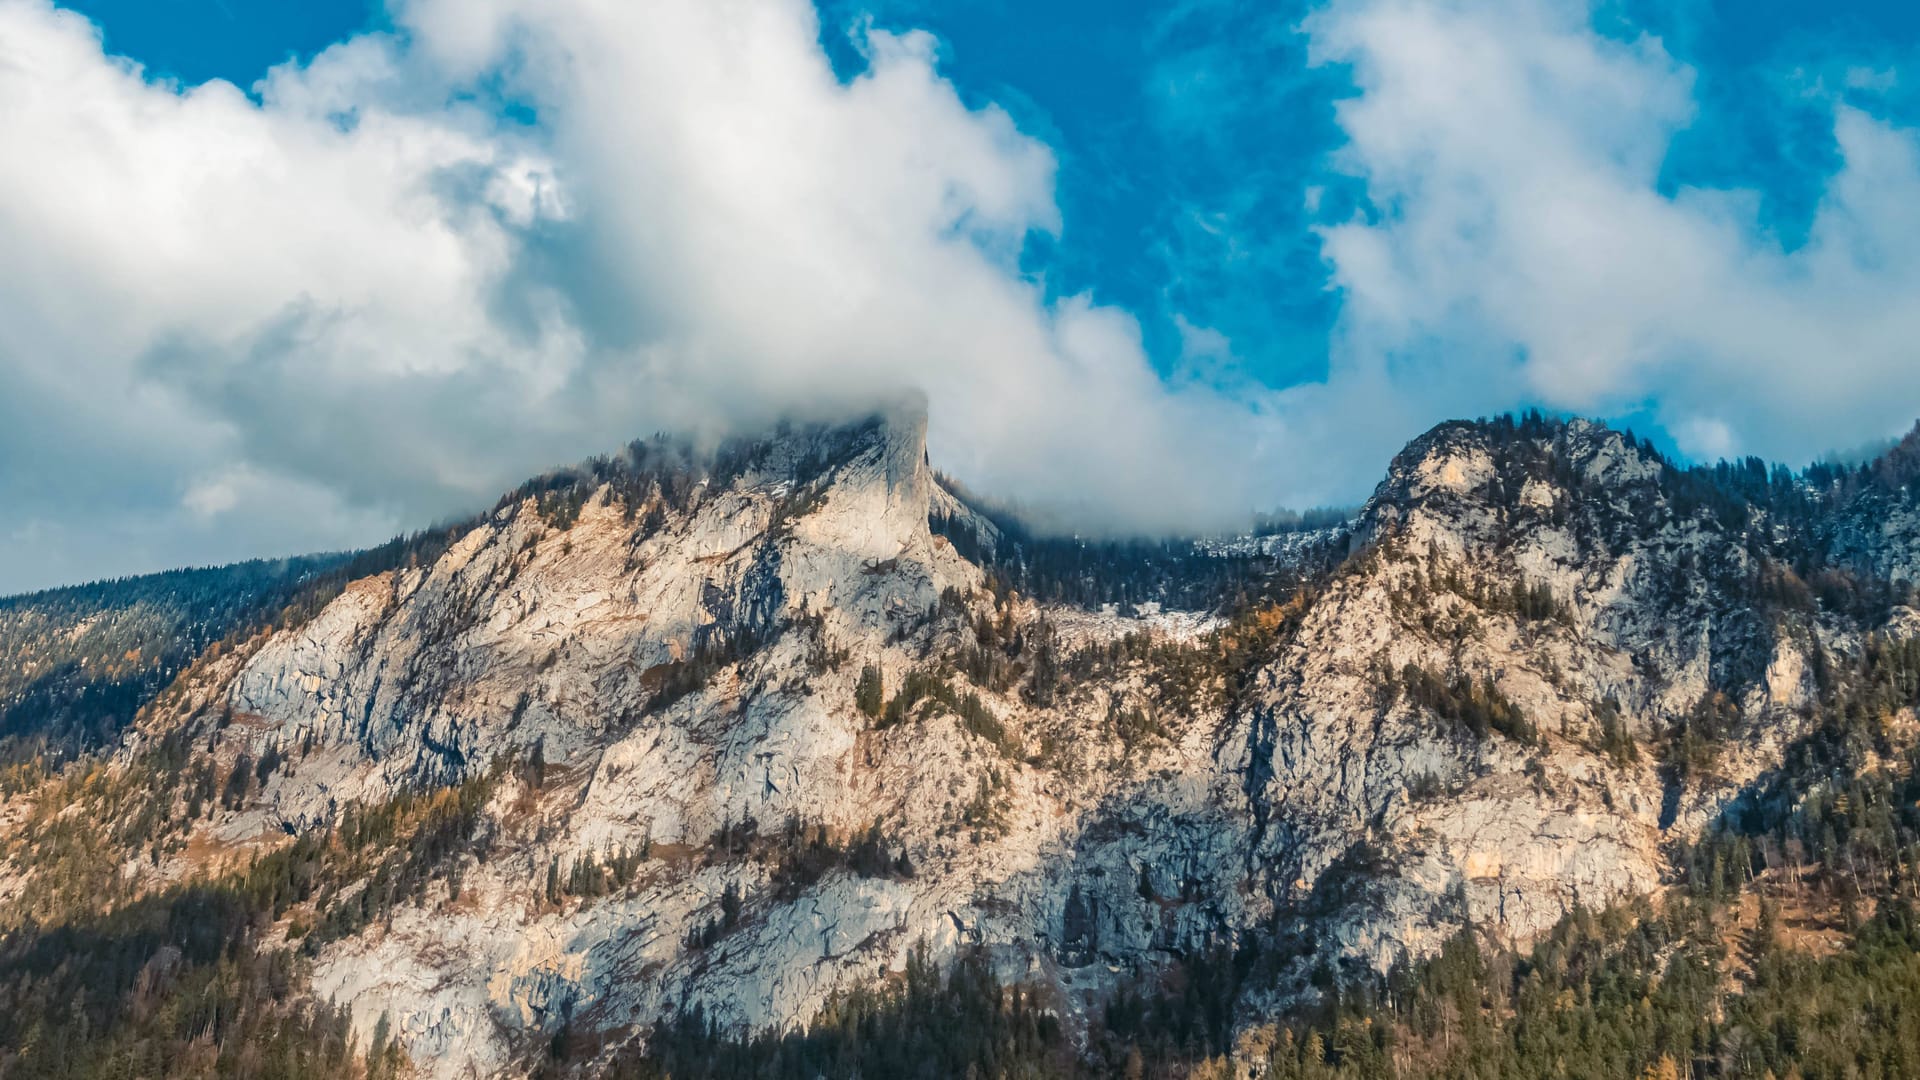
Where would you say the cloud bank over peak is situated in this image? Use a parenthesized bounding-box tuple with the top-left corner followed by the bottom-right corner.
(0, 0, 1303, 593)
(1, 0, 1919, 593)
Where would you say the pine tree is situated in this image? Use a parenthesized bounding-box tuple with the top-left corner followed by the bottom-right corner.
(854, 664, 884, 719)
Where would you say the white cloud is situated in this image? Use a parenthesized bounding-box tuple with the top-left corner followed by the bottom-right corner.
(0, 0, 1344, 591)
(0, 3, 558, 590)
(1303, 0, 1920, 468)
(4, 0, 1920, 593)
(0, 0, 1304, 592)
(182, 470, 244, 519)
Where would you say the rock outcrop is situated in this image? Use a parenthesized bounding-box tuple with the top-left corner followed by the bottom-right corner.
(7, 405, 1917, 1077)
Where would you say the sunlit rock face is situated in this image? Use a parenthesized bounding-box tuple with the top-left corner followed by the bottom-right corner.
(37, 407, 1912, 1077)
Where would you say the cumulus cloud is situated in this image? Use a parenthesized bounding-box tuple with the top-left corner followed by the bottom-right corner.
(0, 4, 531, 591)
(2, 0, 1919, 593)
(0, 0, 1300, 593)
(1304, 0, 1920, 465)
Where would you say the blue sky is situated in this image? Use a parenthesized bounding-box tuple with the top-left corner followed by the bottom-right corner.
(4, 0, 1920, 591)
(67, 0, 1920, 399)
(61, 0, 1347, 383)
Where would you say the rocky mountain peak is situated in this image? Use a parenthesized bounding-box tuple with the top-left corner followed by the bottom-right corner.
(190, 400, 964, 822)
(1366, 415, 1657, 518)
(5, 407, 1920, 1080)
(1348, 414, 1670, 578)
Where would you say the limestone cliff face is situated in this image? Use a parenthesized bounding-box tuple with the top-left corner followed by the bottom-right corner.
(231, 407, 939, 804)
(1231, 419, 1846, 978)
(14, 408, 1916, 1077)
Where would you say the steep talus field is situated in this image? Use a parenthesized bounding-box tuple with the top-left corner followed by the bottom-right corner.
(1, 407, 1918, 1079)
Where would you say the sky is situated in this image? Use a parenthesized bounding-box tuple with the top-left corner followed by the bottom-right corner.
(2, 0, 1919, 593)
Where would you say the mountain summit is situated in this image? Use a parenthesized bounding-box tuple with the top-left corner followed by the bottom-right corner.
(3, 408, 1919, 1078)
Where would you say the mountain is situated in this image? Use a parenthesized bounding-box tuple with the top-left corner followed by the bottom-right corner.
(0, 555, 347, 766)
(2, 404, 1919, 1079)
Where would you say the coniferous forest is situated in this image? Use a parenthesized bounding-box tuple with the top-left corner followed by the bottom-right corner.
(12, 0, 1920, 1070)
(1, 415, 1920, 1078)
(590, 636, 1920, 1080)
(0, 558, 346, 766)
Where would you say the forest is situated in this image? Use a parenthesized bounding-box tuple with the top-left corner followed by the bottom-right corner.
(593, 665, 1920, 1079)
(566, 582, 1920, 1079)
(0, 722, 501, 1079)
(928, 475, 1337, 616)
(2, 413, 1920, 1077)
(0, 557, 350, 766)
